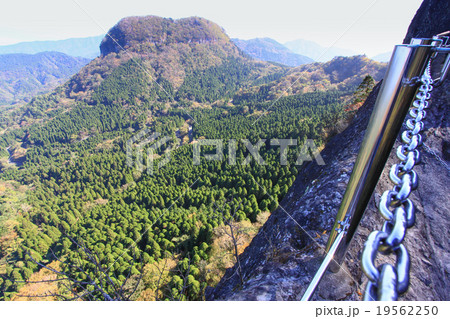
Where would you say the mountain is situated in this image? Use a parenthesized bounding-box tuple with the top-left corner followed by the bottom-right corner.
(0, 15, 388, 301)
(61, 16, 284, 105)
(0, 51, 90, 105)
(0, 35, 103, 59)
(231, 38, 314, 66)
(284, 38, 357, 62)
(232, 55, 386, 103)
(208, 0, 449, 301)
(372, 51, 392, 62)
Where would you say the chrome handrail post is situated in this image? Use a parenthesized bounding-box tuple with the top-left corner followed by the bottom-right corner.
(325, 41, 436, 272)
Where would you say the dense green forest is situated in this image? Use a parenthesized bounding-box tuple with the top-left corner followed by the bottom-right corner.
(0, 16, 381, 300)
(0, 81, 346, 300)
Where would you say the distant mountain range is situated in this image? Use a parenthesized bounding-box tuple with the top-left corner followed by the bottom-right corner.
(233, 38, 390, 64)
(0, 52, 89, 105)
(232, 38, 313, 66)
(0, 34, 391, 66)
(0, 33, 391, 107)
(0, 35, 103, 59)
(284, 39, 357, 62)
(371, 51, 392, 62)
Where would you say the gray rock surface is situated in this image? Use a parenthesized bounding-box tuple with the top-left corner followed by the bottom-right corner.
(207, 0, 449, 301)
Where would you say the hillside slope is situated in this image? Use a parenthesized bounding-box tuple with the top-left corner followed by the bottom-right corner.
(232, 55, 386, 103)
(0, 16, 285, 133)
(0, 16, 321, 300)
(208, 0, 449, 301)
(62, 16, 284, 104)
(0, 15, 395, 302)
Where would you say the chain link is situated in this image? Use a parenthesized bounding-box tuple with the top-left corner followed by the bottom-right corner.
(362, 63, 433, 301)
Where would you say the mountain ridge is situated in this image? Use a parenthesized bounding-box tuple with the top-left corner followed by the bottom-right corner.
(232, 55, 386, 103)
(0, 15, 387, 142)
(58, 16, 287, 105)
(0, 36, 103, 59)
(232, 38, 314, 66)
(0, 51, 89, 105)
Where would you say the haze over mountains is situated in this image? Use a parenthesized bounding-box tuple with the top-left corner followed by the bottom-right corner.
(0, 52, 89, 105)
(0, 31, 390, 106)
(371, 51, 393, 62)
(0, 33, 390, 66)
(0, 37, 100, 105)
(232, 38, 313, 66)
(0, 35, 103, 59)
(284, 38, 357, 62)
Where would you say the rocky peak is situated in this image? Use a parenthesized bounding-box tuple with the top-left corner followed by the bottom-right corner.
(100, 16, 230, 56)
(403, 0, 450, 44)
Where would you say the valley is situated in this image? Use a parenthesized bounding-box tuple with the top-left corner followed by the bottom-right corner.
(0, 15, 385, 301)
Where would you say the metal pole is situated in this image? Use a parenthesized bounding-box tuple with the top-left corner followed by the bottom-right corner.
(301, 230, 345, 301)
(325, 40, 435, 272)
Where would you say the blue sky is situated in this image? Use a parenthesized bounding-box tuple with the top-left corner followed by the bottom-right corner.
(0, 0, 423, 56)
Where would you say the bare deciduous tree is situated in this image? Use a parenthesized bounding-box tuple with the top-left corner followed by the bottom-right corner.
(213, 197, 245, 286)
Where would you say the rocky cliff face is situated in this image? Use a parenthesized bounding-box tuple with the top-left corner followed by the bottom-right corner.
(66, 16, 264, 102)
(100, 16, 230, 56)
(403, 0, 450, 44)
(207, 0, 449, 301)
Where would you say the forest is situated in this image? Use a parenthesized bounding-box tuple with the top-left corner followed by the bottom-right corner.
(0, 45, 375, 300)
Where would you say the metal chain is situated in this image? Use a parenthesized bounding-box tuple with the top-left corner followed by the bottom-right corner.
(361, 63, 433, 301)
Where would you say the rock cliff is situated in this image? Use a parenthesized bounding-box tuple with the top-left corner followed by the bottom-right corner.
(100, 16, 230, 56)
(207, 0, 449, 301)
